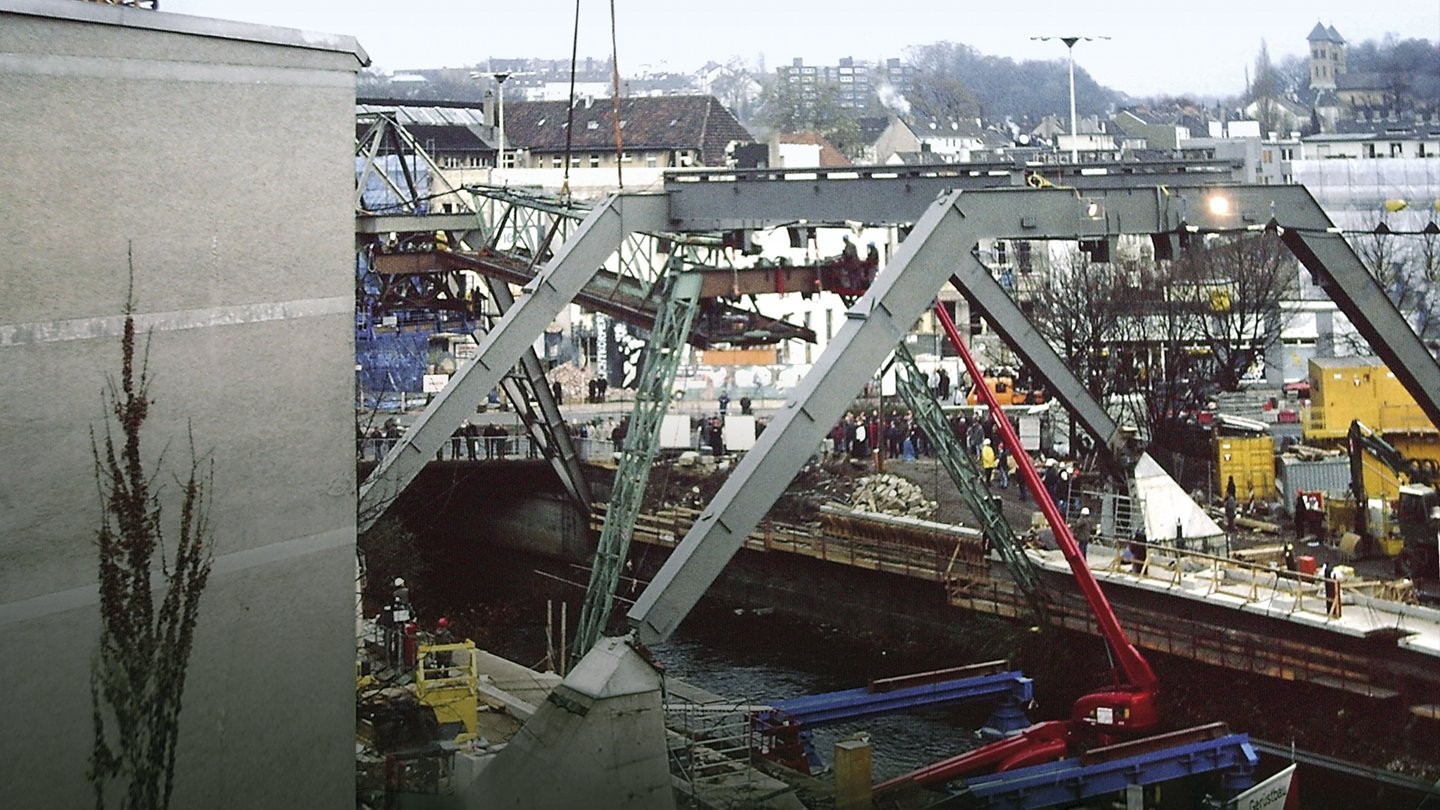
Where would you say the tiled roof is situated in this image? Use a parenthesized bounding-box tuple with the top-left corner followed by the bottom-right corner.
(857, 116, 890, 143)
(503, 95, 753, 164)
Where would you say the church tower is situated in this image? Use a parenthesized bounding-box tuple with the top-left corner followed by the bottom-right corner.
(1307, 22, 1346, 90)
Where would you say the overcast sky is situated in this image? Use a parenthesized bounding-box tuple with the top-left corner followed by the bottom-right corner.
(166, 1, 1439, 98)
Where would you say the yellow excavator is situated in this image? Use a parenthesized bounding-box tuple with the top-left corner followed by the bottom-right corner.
(1348, 419, 1440, 578)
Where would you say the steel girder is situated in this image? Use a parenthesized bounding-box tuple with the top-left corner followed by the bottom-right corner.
(1283, 227, 1440, 432)
(628, 189, 977, 644)
(629, 182, 1440, 644)
(575, 272, 704, 654)
(358, 193, 669, 530)
(484, 276, 593, 515)
(662, 159, 1247, 231)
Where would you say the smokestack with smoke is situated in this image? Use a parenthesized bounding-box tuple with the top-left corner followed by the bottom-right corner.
(877, 83, 911, 117)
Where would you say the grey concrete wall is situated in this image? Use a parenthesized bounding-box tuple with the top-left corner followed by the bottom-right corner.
(0, 2, 362, 806)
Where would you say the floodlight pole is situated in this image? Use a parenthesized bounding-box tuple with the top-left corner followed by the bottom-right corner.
(1033, 35, 1108, 164)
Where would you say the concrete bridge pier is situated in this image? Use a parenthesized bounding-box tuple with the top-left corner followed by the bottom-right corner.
(466, 636, 673, 810)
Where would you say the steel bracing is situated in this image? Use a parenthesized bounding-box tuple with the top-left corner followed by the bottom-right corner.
(484, 276, 593, 513)
(574, 272, 704, 654)
(358, 193, 669, 530)
(890, 344, 1047, 619)
(629, 183, 1440, 644)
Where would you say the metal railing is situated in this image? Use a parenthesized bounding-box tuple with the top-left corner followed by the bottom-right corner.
(662, 687, 763, 800)
(357, 433, 566, 462)
(1099, 538, 1350, 620)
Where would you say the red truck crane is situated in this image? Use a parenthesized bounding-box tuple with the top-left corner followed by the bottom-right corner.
(878, 303, 1160, 790)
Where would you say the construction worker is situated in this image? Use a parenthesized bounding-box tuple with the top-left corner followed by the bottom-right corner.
(1072, 507, 1094, 560)
(433, 616, 455, 669)
(980, 439, 998, 484)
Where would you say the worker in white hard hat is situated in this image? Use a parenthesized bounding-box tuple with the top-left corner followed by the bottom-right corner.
(1071, 506, 1094, 561)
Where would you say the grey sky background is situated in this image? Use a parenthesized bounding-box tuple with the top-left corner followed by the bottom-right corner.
(167, 1, 1440, 98)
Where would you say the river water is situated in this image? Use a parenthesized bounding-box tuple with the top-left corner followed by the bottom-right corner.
(411, 541, 1434, 806)
(650, 609, 984, 782)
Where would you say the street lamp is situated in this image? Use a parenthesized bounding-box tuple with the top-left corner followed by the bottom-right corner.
(471, 70, 513, 169)
(1032, 35, 1108, 164)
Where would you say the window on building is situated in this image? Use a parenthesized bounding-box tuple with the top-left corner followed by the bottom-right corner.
(645, 154, 657, 168)
(588, 154, 600, 168)
(553, 156, 563, 169)
(995, 240, 1008, 265)
(1364, 143, 1377, 158)
(1390, 143, 1403, 157)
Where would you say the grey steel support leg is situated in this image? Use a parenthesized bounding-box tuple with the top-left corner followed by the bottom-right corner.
(1285, 227, 1440, 431)
(947, 256, 1132, 480)
(627, 191, 974, 644)
(359, 193, 667, 530)
(486, 276, 593, 515)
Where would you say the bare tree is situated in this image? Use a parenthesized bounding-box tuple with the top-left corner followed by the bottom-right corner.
(1173, 232, 1297, 391)
(1344, 217, 1440, 354)
(1025, 245, 1134, 448)
(1115, 262, 1212, 445)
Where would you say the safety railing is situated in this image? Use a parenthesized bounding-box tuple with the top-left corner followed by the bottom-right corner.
(357, 433, 576, 462)
(662, 689, 762, 799)
(1099, 539, 1350, 620)
(597, 504, 966, 584)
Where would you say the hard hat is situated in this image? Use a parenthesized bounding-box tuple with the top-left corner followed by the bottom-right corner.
(437, 617, 449, 628)
(393, 577, 405, 588)
(1080, 507, 1090, 516)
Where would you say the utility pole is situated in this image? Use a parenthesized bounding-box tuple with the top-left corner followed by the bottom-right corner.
(1032, 35, 1108, 164)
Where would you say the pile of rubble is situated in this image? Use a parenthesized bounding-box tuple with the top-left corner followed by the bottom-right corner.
(547, 363, 593, 404)
(849, 474, 938, 519)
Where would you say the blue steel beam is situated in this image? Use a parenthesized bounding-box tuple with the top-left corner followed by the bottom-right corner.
(760, 671, 1032, 731)
(956, 733, 1257, 810)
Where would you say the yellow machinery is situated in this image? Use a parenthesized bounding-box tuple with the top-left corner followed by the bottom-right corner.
(1307, 357, 1435, 440)
(414, 640, 481, 741)
(1348, 420, 1440, 557)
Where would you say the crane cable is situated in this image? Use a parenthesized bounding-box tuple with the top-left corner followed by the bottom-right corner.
(609, 0, 624, 189)
(561, 0, 581, 205)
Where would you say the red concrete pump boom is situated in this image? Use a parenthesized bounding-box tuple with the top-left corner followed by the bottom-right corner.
(936, 303, 1159, 722)
(878, 303, 1160, 790)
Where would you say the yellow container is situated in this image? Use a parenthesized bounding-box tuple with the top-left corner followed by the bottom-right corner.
(1307, 357, 1385, 440)
(1216, 435, 1276, 500)
(1375, 370, 1433, 433)
(1307, 357, 1439, 439)
(1379, 537, 1405, 557)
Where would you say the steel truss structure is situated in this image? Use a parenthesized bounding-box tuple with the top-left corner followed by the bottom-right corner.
(574, 273, 704, 652)
(890, 344, 1047, 619)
